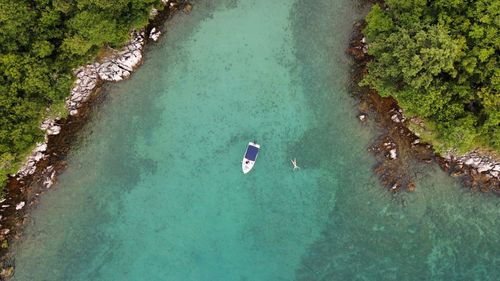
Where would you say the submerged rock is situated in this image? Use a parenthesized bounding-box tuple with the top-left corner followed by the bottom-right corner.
(407, 182, 416, 192)
(0, 267, 13, 278)
(390, 183, 400, 191)
(43, 170, 56, 188)
(183, 3, 193, 14)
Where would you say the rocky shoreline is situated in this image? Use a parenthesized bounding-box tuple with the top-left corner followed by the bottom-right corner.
(347, 19, 500, 194)
(0, 1, 193, 278)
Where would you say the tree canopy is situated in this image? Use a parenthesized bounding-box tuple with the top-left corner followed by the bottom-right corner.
(0, 0, 159, 184)
(362, 0, 499, 153)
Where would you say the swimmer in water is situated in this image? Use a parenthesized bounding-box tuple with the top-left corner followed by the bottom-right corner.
(291, 158, 300, 170)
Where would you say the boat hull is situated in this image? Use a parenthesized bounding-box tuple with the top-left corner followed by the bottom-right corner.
(242, 142, 260, 173)
(242, 160, 255, 174)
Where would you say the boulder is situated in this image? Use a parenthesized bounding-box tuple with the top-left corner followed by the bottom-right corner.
(477, 163, 493, 173)
(36, 143, 47, 152)
(391, 114, 401, 123)
(149, 27, 161, 41)
(43, 172, 55, 188)
(33, 152, 44, 162)
(183, 3, 193, 14)
(47, 125, 61, 135)
(389, 149, 397, 159)
(15, 201, 25, 210)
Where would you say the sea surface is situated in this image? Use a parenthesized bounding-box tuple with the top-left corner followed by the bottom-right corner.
(12, 0, 500, 280)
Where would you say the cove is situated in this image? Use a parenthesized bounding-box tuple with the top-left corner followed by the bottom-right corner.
(11, 0, 500, 280)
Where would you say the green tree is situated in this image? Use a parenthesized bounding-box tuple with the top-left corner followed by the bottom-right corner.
(362, 0, 500, 153)
(0, 0, 162, 186)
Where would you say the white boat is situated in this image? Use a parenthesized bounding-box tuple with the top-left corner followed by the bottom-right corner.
(242, 142, 260, 174)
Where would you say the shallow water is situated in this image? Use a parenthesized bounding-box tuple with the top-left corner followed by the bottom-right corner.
(12, 0, 500, 280)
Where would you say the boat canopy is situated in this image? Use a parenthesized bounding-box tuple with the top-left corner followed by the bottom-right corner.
(245, 145, 259, 161)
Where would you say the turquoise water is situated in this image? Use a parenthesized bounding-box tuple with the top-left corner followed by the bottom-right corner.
(12, 0, 500, 280)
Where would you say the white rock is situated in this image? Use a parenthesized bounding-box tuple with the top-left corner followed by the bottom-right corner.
(20, 30, 151, 180)
(44, 177, 54, 188)
(389, 149, 397, 159)
(150, 27, 161, 41)
(23, 164, 36, 176)
(36, 143, 47, 152)
(132, 50, 142, 59)
(15, 201, 25, 210)
(111, 74, 124, 82)
(33, 152, 44, 161)
(111, 64, 121, 72)
(477, 163, 493, 173)
(391, 114, 401, 123)
(40, 120, 51, 130)
(358, 114, 366, 121)
(118, 61, 133, 72)
(47, 125, 61, 135)
(101, 62, 112, 69)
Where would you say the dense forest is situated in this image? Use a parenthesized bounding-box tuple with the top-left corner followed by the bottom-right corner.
(0, 0, 160, 185)
(362, 0, 499, 154)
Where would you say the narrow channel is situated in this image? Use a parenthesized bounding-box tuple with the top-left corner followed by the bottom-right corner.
(12, 0, 500, 280)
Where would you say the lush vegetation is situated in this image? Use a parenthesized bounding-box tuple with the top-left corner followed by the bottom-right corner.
(0, 0, 160, 185)
(362, 0, 499, 154)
